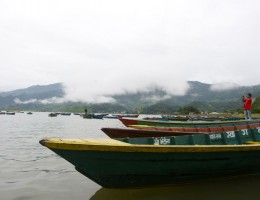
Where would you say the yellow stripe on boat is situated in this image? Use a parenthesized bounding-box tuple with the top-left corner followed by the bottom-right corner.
(41, 138, 260, 153)
(129, 125, 151, 128)
(245, 141, 260, 144)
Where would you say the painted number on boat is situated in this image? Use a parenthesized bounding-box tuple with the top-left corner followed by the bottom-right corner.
(226, 131, 235, 138)
(241, 129, 249, 136)
(257, 127, 260, 133)
(154, 137, 170, 145)
(209, 133, 222, 140)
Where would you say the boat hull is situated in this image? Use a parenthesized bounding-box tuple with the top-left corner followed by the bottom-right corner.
(101, 127, 205, 138)
(40, 137, 260, 188)
(48, 113, 58, 117)
(82, 113, 107, 119)
(119, 118, 260, 128)
(48, 147, 260, 188)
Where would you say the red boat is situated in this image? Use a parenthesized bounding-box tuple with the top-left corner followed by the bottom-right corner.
(102, 122, 260, 138)
(101, 127, 206, 138)
(119, 118, 260, 128)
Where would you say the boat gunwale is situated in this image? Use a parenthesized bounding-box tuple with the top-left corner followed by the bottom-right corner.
(40, 138, 260, 153)
(119, 118, 260, 125)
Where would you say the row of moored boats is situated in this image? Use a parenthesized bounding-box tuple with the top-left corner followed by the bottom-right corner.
(40, 116, 260, 188)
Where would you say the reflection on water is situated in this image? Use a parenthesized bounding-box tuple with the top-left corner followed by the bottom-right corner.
(91, 174, 260, 200)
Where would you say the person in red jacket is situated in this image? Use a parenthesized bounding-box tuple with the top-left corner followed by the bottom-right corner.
(242, 93, 253, 120)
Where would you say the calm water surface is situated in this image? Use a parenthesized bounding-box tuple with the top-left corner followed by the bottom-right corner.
(1, 112, 260, 200)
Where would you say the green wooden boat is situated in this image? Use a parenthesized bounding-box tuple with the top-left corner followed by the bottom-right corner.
(128, 122, 260, 133)
(119, 118, 260, 128)
(40, 127, 260, 188)
(101, 123, 260, 138)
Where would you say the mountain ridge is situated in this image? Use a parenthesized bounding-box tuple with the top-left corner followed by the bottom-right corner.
(0, 81, 259, 113)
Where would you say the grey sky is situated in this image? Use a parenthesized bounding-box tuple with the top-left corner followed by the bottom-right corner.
(1, 0, 260, 102)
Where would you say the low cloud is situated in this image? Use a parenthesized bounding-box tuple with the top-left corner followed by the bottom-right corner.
(13, 97, 66, 104)
(190, 93, 200, 97)
(141, 94, 171, 103)
(61, 72, 190, 103)
(210, 82, 239, 92)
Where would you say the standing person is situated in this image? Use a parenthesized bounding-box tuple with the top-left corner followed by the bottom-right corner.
(242, 93, 253, 120)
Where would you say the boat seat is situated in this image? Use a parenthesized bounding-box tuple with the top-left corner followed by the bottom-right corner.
(235, 129, 260, 144)
(223, 131, 239, 145)
(170, 135, 189, 145)
(251, 128, 260, 141)
(207, 132, 226, 145)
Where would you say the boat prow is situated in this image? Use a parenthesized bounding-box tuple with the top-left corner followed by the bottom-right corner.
(40, 128, 260, 188)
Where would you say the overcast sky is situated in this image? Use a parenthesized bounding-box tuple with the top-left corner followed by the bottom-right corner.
(1, 0, 260, 102)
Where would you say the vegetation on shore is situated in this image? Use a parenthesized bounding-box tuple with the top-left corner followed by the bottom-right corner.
(1, 82, 260, 115)
(5, 97, 260, 117)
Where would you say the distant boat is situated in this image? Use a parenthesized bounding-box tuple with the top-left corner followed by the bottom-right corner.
(93, 114, 108, 119)
(103, 114, 139, 119)
(82, 113, 108, 119)
(48, 113, 58, 117)
(0, 110, 16, 115)
(60, 112, 71, 116)
(142, 117, 169, 121)
(40, 128, 260, 188)
(6, 112, 15, 115)
(82, 113, 93, 119)
(162, 115, 189, 121)
(27, 112, 33, 115)
(118, 114, 139, 118)
(103, 114, 119, 119)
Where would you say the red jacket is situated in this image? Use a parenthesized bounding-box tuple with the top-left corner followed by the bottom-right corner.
(242, 96, 252, 110)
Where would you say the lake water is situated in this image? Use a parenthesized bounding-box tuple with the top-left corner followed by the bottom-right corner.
(1, 112, 260, 200)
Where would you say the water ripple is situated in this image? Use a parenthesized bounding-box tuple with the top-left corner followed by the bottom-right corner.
(0, 112, 126, 200)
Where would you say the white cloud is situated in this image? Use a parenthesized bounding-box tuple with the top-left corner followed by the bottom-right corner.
(13, 97, 66, 104)
(141, 95, 171, 103)
(1, 0, 260, 100)
(210, 82, 239, 91)
(14, 98, 38, 104)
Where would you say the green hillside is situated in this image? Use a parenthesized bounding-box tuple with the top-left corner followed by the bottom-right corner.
(1, 81, 260, 114)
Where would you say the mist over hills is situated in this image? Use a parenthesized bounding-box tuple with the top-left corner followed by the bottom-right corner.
(1, 81, 259, 114)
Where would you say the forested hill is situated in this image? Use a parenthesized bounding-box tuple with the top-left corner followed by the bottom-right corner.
(0, 83, 64, 98)
(1, 81, 260, 114)
(141, 81, 260, 114)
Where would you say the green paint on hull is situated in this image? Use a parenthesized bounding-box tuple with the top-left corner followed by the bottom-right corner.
(51, 148, 260, 188)
(117, 128, 260, 145)
(40, 127, 260, 188)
